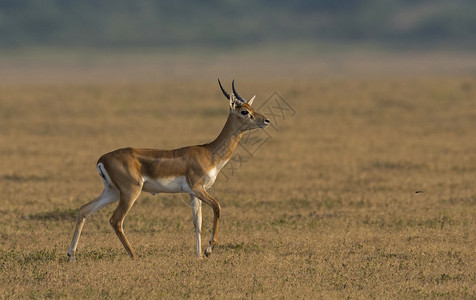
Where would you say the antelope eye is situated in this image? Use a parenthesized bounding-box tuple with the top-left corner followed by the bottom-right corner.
(241, 110, 249, 115)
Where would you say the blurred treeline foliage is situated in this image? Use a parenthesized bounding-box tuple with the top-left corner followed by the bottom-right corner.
(0, 0, 475, 49)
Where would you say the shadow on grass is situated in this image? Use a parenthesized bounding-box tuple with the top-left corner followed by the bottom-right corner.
(219, 242, 261, 254)
(77, 248, 122, 261)
(1, 174, 50, 182)
(29, 208, 77, 221)
(0, 248, 57, 265)
(0, 247, 121, 264)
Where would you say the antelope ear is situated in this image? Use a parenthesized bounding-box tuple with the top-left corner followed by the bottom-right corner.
(247, 95, 256, 106)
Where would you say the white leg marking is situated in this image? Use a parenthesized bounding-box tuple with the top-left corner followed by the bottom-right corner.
(190, 195, 202, 258)
(97, 162, 115, 189)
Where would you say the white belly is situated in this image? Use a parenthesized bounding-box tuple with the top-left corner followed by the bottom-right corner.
(142, 176, 191, 194)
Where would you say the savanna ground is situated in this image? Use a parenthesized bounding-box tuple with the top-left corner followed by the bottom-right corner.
(0, 51, 476, 298)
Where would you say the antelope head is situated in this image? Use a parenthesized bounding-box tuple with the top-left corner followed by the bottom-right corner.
(218, 79, 270, 131)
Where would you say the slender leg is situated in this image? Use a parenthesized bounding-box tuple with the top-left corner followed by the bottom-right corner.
(109, 186, 142, 259)
(190, 195, 202, 258)
(67, 187, 119, 261)
(192, 188, 221, 257)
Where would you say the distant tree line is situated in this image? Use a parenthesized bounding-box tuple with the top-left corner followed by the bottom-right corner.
(0, 0, 475, 48)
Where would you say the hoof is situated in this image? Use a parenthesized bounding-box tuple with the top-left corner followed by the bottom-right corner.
(204, 249, 211, 257)
(67, 252, 75, 262)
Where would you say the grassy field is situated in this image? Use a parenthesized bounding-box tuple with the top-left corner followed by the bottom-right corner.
(1, 73, 475, 298)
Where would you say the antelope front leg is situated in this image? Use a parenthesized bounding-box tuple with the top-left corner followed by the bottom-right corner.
(190, 195, 202, 258)
(193, 188, 221, 257)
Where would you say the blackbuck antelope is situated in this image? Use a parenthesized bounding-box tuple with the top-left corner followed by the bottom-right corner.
(67, 80, 270, 260)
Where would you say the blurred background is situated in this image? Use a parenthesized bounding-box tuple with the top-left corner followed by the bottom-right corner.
(0, 0, 476, 83)
(2, 2, 476, 298)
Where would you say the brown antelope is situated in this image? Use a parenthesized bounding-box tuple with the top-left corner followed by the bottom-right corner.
(67, 80, 270, 261)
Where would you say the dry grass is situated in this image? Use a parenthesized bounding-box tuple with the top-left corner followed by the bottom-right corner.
(1, 76, 475, 298)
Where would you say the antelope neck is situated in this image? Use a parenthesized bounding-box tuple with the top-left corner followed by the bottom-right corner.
(205, 113, 243, 163)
